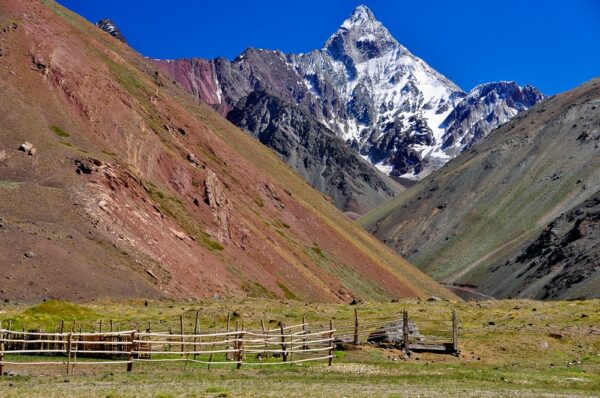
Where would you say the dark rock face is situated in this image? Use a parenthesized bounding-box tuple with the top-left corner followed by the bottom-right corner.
(227, 90, 401, 213)
(496, 191, 600, 299)
(96, 19, 126, 42)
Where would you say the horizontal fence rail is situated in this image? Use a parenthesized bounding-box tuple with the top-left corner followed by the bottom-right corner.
(0, 321, 335, 374)
(0, 309, 458, 375)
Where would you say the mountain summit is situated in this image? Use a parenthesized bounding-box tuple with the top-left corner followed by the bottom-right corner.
(96, 18, 126, 42)
(326, 4, 398, 62)
(154, 5, 544, 199)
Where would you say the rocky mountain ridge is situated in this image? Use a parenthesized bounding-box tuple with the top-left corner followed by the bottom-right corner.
(96, 18, 126, 42)
(359, 78, 600, 300)
(153, 5, 544, 187)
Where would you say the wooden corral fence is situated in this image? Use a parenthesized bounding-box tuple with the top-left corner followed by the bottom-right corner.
(334, 309, 459, 355)
(0, 309, 458, 375)
(0, 319, 335, 374)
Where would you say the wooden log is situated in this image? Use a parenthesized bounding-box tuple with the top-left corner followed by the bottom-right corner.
(127, 331, 135, 372)
(353, 309, 359, 345)
(328, 320, 334, 367)
(280, 322, 287, 362)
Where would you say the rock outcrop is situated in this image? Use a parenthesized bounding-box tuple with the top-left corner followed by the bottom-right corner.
(203, 170, 231, 243)
(96, 18, 126, 42)
(492, 190, 600, 299)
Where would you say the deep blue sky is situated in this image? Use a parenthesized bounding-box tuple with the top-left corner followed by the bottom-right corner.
(58, 0, 599, 95)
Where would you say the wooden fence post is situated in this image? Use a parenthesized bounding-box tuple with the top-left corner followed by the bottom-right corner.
(72, 330, 79, 375)
(193, 310, 200, 360)
(146, 322, 152, 360)
(180, 315, 185, 356)
(127, 331, 135, 372)
(236, 328, 244, 369)
(452, 310, 458, 355)
(7, 321, 12, 352)
(302, 317, 308, 350)
(353, 309, 359, 345)
(66, 332, 72, 375)
(22, 323, 27, 352)
(260, 319, 268, 359)
(328, 320, 334, 366)
(0, 320, 4, 377)
(288, 327, 293, 363)
(207, 335, 218, 370)
(402, 309, 410, 355)
(225, 313, 231, 360)
(280, 322, 287, 362)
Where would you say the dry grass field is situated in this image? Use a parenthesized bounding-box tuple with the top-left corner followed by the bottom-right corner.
(0, 298, 598, 397)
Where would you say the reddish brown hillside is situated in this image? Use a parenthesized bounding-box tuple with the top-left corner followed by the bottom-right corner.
(0, 0, 454, 303)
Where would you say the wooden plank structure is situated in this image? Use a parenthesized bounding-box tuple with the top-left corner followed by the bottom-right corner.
(336, 308, 459, 355)
(0, 319, 335, 374)
(0, 308, 458, 375)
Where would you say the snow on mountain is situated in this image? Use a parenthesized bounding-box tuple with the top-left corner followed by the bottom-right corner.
(152, 5, 545, 180)
(441, 82, 545, 154)
(287, 6, 545, 179)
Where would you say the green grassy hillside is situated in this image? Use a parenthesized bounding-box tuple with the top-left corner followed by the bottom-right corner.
(360, 79, 600, 299)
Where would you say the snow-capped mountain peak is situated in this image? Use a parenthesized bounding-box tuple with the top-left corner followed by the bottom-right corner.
(324, 5, 398, 63)
(342, 5, 375, 27)
(153, 5, 545, 182)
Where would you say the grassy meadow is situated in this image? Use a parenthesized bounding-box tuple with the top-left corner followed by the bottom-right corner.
(0, 298, 598, 397)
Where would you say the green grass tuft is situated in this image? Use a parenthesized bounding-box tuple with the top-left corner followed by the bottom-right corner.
(50, 125, 70, 138)
(0, 180, 23, 190)
(276, 282, 299, 301)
